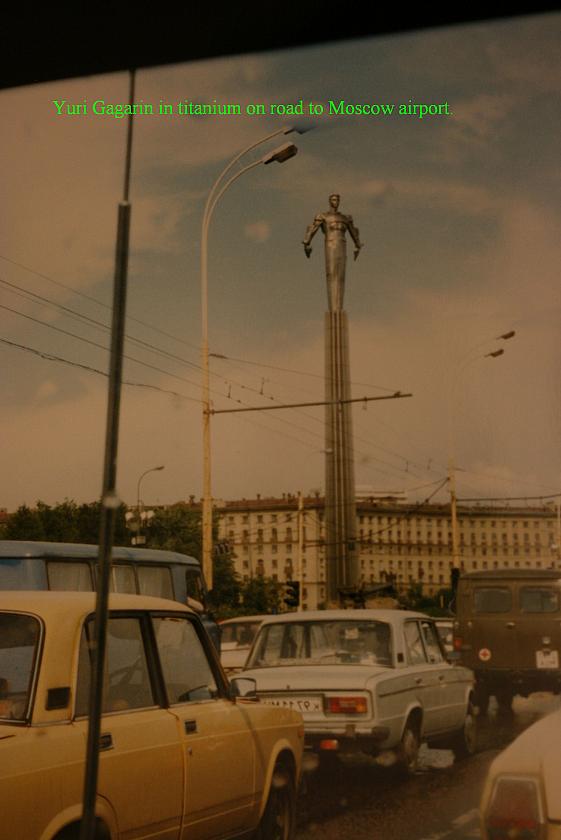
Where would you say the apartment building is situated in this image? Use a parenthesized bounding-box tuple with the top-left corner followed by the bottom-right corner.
(217, 494, 560, 610)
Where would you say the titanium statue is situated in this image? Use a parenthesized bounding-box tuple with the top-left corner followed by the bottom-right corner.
(302, 194, 363, 311)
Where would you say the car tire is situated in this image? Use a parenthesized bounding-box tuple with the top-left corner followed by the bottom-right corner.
(451, 700, 477, 760)
(255, 761, 296, 840)
(395, 718, 420, 776)
(474, 685, 490, 716)
(495, 687, 514, 712)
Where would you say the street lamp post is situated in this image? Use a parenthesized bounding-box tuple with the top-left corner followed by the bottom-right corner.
(448, 331, 516, 572)
(200, 129, 303, 589)
(135, 465, 165, 545)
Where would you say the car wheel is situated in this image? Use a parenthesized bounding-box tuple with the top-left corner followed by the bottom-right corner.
(495, 687, 514, 712)
(474, 685, 490, 716)
(255, 762, 296, 840)
(451, 701, 477, 759)
(395, 719, 420, 776)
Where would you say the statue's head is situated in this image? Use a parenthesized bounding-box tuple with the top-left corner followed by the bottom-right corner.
(329, 193, 340, 210)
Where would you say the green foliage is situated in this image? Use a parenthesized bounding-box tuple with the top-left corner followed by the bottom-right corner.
(241, 576, 282, 615)
(208, 552, 242, 615)
(400, 582, 454, 616)
(4, 500, 129, 545)
(147, 505, 202, 558)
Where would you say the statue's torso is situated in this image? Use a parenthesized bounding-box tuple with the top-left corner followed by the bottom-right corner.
(321, 210, 350, 241)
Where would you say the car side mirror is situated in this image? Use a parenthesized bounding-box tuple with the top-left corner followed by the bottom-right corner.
(230, 677, 257, 701)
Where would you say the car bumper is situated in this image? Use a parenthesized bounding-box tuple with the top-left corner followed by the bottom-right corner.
(304, 725, 391, 756)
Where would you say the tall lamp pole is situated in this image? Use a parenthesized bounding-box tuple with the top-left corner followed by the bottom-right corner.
(200, 129, 303, 589)
(448, 331, 516, 573)
(136, 465, 165, 545)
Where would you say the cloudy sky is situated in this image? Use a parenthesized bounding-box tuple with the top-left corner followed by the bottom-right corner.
(1, 13, 560, 512)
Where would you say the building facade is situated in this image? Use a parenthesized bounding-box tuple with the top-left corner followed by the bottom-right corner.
(217, 494, 561, 610)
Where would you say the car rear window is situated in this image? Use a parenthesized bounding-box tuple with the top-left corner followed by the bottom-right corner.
(474, 587, 512, 613)
(520, 587, 559, 613)
(0, 613, 41, 721)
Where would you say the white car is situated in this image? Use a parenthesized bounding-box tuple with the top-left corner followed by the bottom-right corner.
(480, 706, 561, 839)
(220, 615, 267, 673)
(243, 609, 476, 773)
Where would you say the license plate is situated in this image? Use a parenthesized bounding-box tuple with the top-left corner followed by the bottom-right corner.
(260, 695, 322, 713)
(536, 650, 559, 669)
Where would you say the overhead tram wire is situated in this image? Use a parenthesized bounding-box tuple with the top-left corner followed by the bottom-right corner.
(0, 267, 456, 485)
(0, 253, 202, 353)
(219, 475, 450, 546)
(0, 335, 397, 468)
(0, 337, 200, 401)
(1, 298, 446, 486)
(0, 275, 284, 404)
(209, 350, 399, 393)
(0, 266, 436, 477)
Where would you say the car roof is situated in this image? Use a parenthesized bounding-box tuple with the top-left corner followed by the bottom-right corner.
(0, 590, 194, 617)
(219, 615, 268, 625)
(256, 609, 429, 625)
(0, 540, 198, 565)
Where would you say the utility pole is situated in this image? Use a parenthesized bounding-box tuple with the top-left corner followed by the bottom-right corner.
(297, 491, 304, 596)
(449, 456, 460, 570)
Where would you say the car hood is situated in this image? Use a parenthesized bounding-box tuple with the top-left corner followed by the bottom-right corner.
(488, 708, 561, 821)
(242, 664, 390, 691)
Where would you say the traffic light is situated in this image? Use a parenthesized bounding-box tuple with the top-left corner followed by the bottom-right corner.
(284, 580, 300, 609)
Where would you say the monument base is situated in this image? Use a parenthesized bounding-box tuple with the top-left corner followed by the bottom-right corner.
(325, 310, 358, 603)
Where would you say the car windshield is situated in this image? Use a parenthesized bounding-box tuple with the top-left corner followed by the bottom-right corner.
(222, 621, 261, 646)
(246, 620, 392, 668)
(0, 612, 41, 722)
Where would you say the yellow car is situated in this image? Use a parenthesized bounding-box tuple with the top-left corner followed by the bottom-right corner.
(0, 591, 303, 840)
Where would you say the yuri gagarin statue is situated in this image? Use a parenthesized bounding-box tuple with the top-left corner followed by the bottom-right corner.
(302, 194, 362, 311)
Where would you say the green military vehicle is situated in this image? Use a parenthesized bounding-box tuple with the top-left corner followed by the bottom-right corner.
(453, 568, 561, 713)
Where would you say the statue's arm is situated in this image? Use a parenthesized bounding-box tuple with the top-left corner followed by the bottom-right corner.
(347, 215, 363, 260)
(302, 215, 323, 258)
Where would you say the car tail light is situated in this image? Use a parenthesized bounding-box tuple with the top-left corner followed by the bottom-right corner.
(319, 739, 339, 750)
(325, 696, 367, 714)
(453, 636, 463, 651)
(485, 776, 545, 840)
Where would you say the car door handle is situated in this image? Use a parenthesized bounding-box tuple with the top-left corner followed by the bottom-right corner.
(184, 719, 197, 734)
(415, 677, 423, 685)
(99, 732, 113, 751)
(438, 674, 445, 682)
(505, 622, 516, 629)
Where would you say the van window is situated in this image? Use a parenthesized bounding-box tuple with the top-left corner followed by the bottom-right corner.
(474, 587, 512, 613)
(47, 561, 93, 592)
(137, 565, 173, 600)
(185, 568, 205, 603)
(520, 588, 559, 613)
(109, 565, 136, 594)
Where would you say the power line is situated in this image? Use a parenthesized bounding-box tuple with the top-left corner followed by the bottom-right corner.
(0, 336, 200, 401)
(210, 351, 400, 393)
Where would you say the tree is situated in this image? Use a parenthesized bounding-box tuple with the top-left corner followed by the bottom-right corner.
(208, 552, 242, 618)
(4, 500, 128, 544)
(147, 504, 202, 558)
(241, 576, 282, 615)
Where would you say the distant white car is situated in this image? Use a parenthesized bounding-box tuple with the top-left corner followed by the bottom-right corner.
(220, 615, 267, 673)
(243, 609, 477, 773)
(480, 706, 561, 839)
